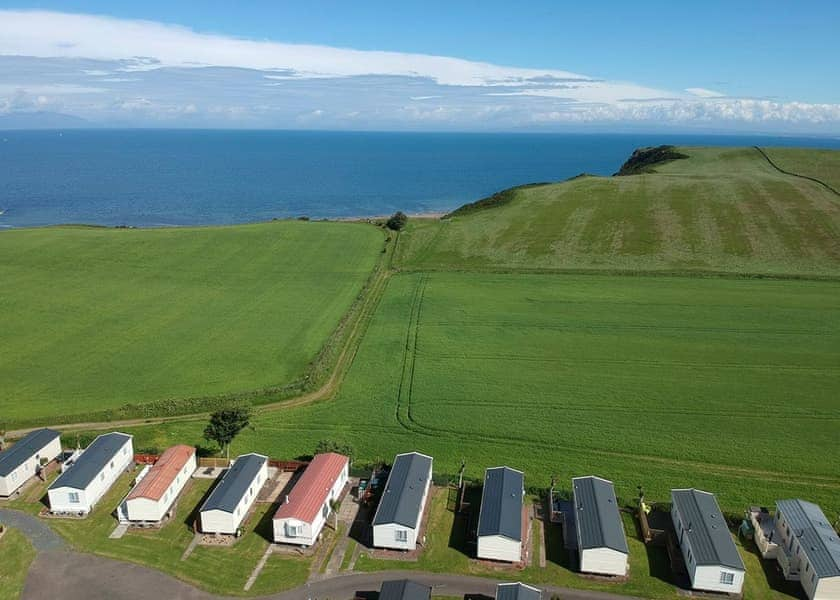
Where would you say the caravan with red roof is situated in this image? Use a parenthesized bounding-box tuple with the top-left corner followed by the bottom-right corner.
(272, 452, 349, 546)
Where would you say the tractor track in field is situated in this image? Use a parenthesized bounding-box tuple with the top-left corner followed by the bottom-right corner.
(384, 275, 840, 490)
(394, 273, 431, 433)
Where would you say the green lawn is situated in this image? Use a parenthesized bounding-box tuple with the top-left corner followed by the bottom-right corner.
(0, 220, 382, 425)
(44, 468, 310, 596)
(119, 271, 840, 517)
(0, 527, 36, 600)
(761, 146, 840, 191)
(395, 147, 840, 276)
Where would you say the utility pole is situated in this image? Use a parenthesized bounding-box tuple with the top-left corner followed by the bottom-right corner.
(457, 458, 466, 513)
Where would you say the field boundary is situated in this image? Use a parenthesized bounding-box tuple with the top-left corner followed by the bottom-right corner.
(7, 228, 396, 438)
(755, 145, 840, 197)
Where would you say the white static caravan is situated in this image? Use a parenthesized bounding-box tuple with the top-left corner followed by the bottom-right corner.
(671, 489, 745, 594)
(476, 466, 525, 563)
(372, 452, 433, 551)
(774, 499, 840, 600)
(47, 432, 134, 515)
(572, 476, 629, 576)
(272, 452, 349, 546)
(199, 453, 267, 535)
(0, 429, 62, 497)
(123, 445, 197, 524)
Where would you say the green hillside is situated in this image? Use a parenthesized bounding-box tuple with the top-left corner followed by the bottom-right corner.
(0, 221, 382, 424)
(396, 146, 840, 276)
(761, 146, 840, 192)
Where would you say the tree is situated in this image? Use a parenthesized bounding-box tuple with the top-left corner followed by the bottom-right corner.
(314, 439, 355, 461)
(204, 407, 252, 459)
(385, 211, 408, 231)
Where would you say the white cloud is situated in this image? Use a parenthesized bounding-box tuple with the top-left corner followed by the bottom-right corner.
(0, 10, 588, 87)
(0, 10, 837, 132)
(686, 87, 726, 98)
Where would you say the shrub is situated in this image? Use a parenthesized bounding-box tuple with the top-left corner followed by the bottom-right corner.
(385, 211, 408, 231)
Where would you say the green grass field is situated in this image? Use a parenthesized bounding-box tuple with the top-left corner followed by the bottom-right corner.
(0, 527, 36, 600)
(0, 220, 382, 424)
(762, 146, 840, 191)
(396, 147, 840, 276)
(122, 271, 840, 516)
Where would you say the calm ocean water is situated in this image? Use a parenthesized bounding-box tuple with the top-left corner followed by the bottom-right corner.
(1, 130, 838, 228)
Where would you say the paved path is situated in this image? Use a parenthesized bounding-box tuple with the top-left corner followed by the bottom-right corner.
(0, 508, 65, 551)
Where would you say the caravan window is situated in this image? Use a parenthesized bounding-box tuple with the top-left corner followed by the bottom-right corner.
(719, 572, 734, 585)
(69, 492, 80, 503)
(395, 529, 408, 542)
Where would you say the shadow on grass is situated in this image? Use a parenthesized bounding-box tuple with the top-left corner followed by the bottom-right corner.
(184, 480, 218, 531)
(543, 514, 573, 569)
(253, 500, 279, 543)
(742, 537, 804, 599)
(625, 510, 679, 588)
(448, 485, 480, 559)
(348, 502, 373, 547)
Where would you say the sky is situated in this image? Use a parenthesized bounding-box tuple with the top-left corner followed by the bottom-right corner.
(1, 1, 839, 133)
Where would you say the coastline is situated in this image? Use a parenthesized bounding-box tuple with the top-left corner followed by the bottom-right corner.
(0, 210, 449, 231)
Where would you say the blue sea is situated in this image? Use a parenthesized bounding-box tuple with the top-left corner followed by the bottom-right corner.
(1, 130, 839, 228)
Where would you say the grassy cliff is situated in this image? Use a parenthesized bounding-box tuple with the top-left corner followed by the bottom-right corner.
(396, 146, 840, 277)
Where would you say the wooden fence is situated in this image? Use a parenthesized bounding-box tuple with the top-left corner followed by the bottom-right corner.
(134, 453, 160, 465)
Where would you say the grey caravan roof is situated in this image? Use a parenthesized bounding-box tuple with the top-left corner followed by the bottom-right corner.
(496, 582, 542, 600)
(0, 428, 60, 477)
(671, 489, 745, 571)
(372, 452, 433, 528)
(776, 499, 840, 578)
(49, 432, 132, 491)
(477, 466, 524, 541)
(379, 579, 431, 600)
(200, 453, 266, 514)
(572, 476, 629, 554)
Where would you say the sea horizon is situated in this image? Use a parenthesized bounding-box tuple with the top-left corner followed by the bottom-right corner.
(3, 129, 840, 229)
